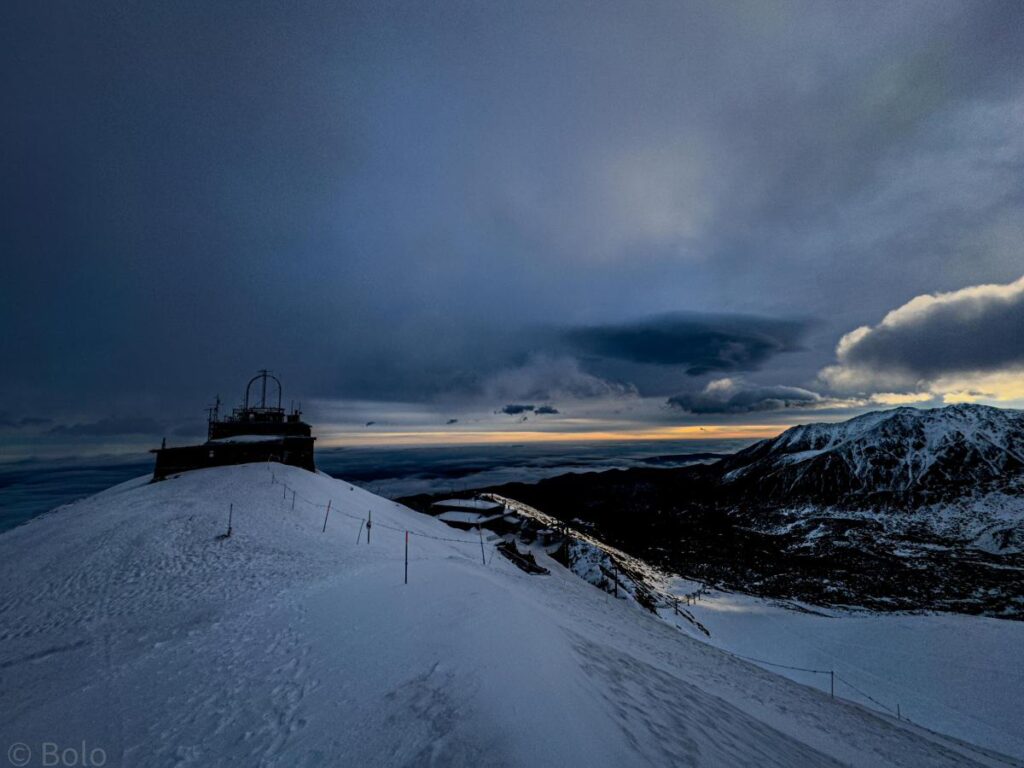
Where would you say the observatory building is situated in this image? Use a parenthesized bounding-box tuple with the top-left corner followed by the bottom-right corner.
(152, 370, 315, 480)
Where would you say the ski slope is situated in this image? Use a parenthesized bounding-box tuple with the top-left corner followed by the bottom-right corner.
(0, 464, 1017, 767)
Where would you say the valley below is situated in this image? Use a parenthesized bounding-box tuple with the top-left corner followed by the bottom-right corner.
(405, 404, 1024, 618)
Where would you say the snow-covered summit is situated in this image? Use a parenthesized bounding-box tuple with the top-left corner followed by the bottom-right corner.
(0, 463, 1011, 766)
(720, 403, 1024, 501)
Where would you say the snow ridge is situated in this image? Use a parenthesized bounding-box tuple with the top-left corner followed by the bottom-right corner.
(1, 463, 1013, 767)
(721, 403, 1024, 498)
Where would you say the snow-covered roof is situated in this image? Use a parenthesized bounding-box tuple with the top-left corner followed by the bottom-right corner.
(207, 434, 285, 444)
(430, 498, 502, 511)
(437, 510, 504, 525)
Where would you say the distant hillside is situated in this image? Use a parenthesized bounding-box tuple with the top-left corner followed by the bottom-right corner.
(449, 405, 1024, 617)
(716, 404, 1024, 505)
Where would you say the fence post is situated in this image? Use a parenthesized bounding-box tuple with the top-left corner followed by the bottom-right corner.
(356, 520, 364, 543)
(283, 484, 287, 501)
(479, 527, 486, 565)
(830, 670, 834, 698)
(404, 531, 409, 585)
(367, 510, 372, 544)
(226, 503, 233, 538)
(291, 490, 296, 511)
(322, 499, 332, 533)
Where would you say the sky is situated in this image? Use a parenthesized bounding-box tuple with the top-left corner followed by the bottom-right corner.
(2, 0, 1024, 459)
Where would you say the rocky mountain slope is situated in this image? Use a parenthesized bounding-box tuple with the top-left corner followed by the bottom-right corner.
(717, 404, 1024, 506)
(454, 405, 1024, 617)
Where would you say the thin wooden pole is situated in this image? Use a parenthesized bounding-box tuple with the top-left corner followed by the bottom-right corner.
(356, 520, 364, 543)
(322, 499, 331, 532)
(479, 527, 486, 565)
(367, 510, 372, 544)
(830, 670, 834, 698)
(404, 531, 409, 584)
(291, 490, 296, 511)
(227, 503, 233, 537)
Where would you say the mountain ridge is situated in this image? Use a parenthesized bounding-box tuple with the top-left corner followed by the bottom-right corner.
(715, 403, 1024, 505)
(425, 404, 1024, 617)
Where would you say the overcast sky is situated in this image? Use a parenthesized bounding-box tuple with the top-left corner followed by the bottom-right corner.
(3, 0, 1024, 458)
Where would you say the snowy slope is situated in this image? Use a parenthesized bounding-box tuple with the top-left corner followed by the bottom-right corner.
(719, 403, 1024, 502)
(0, 464, 1017, 767)
(659, 583, 1024, 763)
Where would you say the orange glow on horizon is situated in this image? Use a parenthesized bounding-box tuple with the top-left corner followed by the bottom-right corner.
(317, 424, 789, 447)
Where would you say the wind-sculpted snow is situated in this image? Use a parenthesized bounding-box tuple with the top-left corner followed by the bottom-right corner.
(0, 464, 1015, 766)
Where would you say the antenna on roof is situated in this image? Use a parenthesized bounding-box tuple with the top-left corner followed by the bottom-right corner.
(244, 370, 282, 411)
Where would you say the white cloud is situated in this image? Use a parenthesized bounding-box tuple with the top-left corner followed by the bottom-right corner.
(821, 275, 1024, 401)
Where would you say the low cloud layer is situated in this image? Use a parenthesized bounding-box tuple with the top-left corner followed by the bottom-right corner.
(822, 275, 1024, 399)
(0, 414, 51, 429)
(499, 403, 560, 416)
(667, 379, 830, 414)
(500, 404, 535, 415)
(564, 313, 809, 376)
(48, 416, 165, 437)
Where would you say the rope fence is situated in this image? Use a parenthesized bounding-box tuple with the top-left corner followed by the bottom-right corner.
(269, 467, 491, 546)
(255, 465, 506, 587)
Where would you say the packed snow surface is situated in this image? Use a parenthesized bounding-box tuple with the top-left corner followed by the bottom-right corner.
(662, 583, 1024, 762)
(1, 464, 1018, 767)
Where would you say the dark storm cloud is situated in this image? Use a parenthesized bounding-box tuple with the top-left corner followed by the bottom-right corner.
(823, 276, 1024, 390)
(2, 0, 1024, 444)
(534, 405, 559, 415)
(564, 314, 809, 376)
(0, 414, 52, 429)
(172, 422, 206, 438)
(18, 417, 52, 427)
(500, 404, 535, 415)
(48, 416, 165, 437)
(667, 382, 826, 414)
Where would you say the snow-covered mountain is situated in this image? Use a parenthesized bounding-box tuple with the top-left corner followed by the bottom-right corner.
(465, 405, 1024, 617)
(0, 464, 1013, 766)
(717, 404, 1024, 505)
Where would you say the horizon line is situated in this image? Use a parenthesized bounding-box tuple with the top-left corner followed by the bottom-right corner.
(316, 424, 790, 447)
